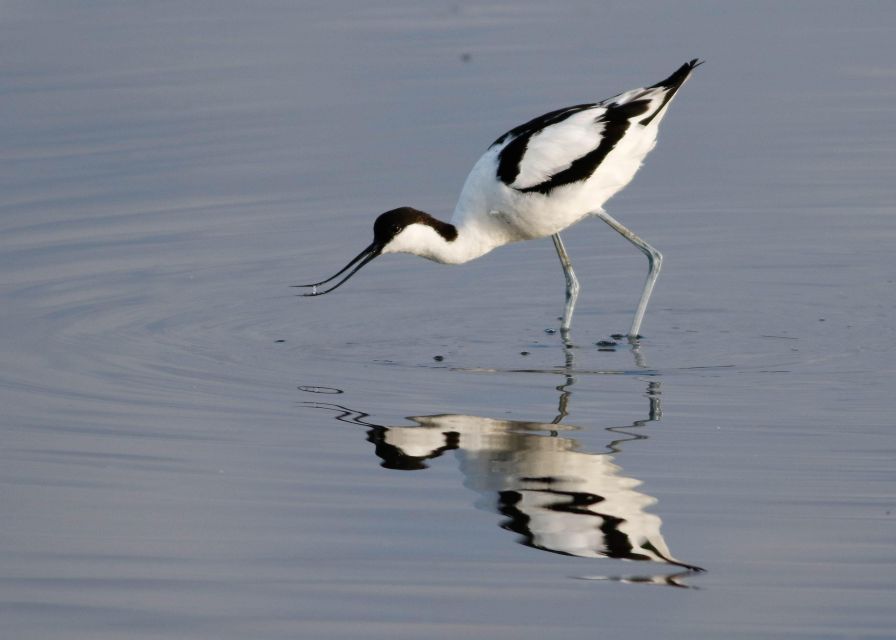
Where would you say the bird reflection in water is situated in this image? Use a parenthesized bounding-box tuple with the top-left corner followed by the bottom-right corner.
(301, 342, 704, 586)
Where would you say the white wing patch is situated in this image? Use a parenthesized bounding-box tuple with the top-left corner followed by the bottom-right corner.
(602, 87, 652, 107)
(510, 107, 607, 190)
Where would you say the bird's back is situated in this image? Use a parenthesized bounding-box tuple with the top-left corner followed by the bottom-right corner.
(452, 60, 701, 240)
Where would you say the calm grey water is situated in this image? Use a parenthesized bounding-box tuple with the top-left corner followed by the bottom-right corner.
(2, 2, 894, 638)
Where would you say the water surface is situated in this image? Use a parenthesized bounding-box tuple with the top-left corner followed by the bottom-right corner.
(2, 2, 894, 638)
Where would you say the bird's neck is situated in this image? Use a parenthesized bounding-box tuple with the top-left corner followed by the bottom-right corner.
(382, 211, 502, 265)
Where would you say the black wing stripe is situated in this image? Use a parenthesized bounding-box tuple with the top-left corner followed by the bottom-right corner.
(494, 59, 702, 195)
(640, 58, 703, 126)
(517, 99, 651, 195)
(493, 103, 596, 187)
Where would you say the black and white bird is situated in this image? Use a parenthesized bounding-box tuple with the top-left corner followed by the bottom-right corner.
(299, 59, 702, 337)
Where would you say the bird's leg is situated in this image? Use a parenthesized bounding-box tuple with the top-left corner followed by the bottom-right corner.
(593, 211, 662, 338)
(551, 233, 579, 334)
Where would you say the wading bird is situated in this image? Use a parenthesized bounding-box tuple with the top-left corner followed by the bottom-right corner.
(298, 60, 702, 336)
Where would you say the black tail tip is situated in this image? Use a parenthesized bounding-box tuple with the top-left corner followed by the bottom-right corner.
(651, 58, 704, 89)
(678, 58, 705, 76)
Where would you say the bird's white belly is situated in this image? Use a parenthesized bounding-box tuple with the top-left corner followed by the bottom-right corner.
(491, 194, 592, 240)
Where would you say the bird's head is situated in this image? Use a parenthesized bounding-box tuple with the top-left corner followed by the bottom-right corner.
(296, 207, 455, 296)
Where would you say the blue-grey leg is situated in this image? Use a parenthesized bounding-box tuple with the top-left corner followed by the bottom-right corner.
(551, 233, 579, 332)
(593, 211, 663, 337)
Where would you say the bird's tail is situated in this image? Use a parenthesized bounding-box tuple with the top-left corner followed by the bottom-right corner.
(649, 58, 704, 93)
(603, 59, 703, 126)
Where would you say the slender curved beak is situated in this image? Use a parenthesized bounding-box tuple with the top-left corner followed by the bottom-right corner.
(293, 241, 383, 296)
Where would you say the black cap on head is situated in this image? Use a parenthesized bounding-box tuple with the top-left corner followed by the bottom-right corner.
(295, 207, 456, 297)
(374, 207, 457, 244)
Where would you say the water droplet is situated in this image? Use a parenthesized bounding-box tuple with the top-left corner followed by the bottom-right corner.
(312, 285, 318, 295)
